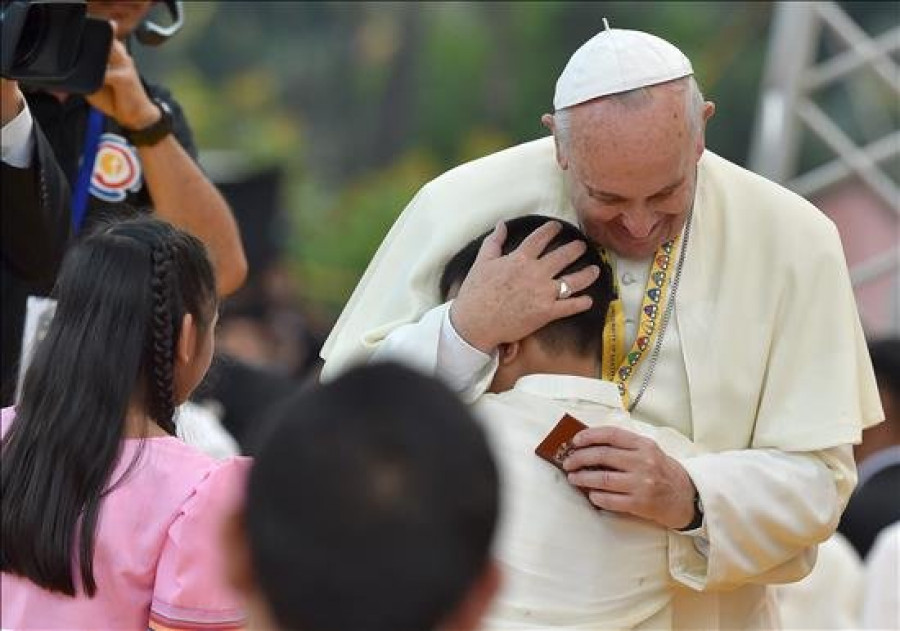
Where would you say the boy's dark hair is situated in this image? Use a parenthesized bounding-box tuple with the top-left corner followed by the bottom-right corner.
(245, 362, 499, 631)
(1, 217, 217, 597)
(440, 214, 615, 358)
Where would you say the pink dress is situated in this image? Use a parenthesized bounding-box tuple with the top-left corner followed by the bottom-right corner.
(1, 407, 249, 630)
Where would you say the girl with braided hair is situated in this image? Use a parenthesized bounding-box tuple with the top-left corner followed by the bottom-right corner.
(1, 217, 247, 630)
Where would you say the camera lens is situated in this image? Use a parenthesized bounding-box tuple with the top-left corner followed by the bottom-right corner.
(15, 5, 49, 68)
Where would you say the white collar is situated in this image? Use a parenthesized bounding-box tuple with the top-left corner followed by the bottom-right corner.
(857, 445, 900, 488)
(511, 374, 623, 409)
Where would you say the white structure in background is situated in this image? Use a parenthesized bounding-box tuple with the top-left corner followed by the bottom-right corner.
(774, 532, 864, 629)
(750, 1, 900, 336)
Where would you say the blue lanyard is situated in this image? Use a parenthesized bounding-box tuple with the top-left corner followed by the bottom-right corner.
(70, 107, 105, 234)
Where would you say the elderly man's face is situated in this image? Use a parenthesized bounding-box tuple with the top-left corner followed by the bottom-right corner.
(556, 86, 710, 260)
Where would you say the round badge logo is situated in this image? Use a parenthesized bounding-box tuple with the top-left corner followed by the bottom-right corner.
(89, 133, 143, 202)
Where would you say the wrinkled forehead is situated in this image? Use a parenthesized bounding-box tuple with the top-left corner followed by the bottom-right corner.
(570, 82, 694, 140)
(571, 113, 693, 195)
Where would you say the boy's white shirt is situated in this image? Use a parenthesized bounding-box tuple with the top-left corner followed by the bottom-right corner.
(472, 373, 699, 629)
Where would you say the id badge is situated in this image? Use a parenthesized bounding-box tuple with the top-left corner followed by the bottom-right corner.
(16, 296, 58, 402)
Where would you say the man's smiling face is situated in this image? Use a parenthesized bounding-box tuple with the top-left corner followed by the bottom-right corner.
(552, 80, 713, 259)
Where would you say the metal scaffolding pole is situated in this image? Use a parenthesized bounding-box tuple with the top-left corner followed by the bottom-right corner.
(750, 1, 900, 335)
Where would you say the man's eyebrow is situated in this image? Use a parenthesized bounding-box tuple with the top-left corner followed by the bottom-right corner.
(586, 177, 685, 201)
(650, 177, 685, 197)
(586, 185, 626, 201)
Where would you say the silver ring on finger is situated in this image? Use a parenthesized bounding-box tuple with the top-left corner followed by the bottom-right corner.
(557, 279, 572, 300)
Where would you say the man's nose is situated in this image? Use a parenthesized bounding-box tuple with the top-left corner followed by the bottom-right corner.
(620, 206, 656, 239)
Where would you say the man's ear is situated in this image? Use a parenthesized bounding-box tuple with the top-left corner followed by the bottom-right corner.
(439, 560, 502, 631)
(695, 101, 716, 158)
(498, 341, 521, 367)
(541, 113, 569, 170)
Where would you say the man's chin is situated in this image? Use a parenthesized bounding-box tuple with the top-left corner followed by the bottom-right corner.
(584, 226, 666, 260)
(607, 238, 660, 261)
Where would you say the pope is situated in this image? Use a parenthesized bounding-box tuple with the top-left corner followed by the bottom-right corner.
(321, 22, 883, 629)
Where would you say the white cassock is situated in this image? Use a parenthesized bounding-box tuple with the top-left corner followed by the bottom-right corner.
(474, 373, 701, 630)
(321, 137, 884, 629)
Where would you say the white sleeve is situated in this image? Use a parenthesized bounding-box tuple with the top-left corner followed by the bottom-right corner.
(667, 444, 856, 591)
(371, 302, 497, 402)
(1, 101, 35, 168)
(861, 523, 900, 629)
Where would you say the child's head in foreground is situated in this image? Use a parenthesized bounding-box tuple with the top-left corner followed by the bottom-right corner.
(226, 361, 501, 631)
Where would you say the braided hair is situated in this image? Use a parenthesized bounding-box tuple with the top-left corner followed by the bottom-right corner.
(149, 242, 177, 433)
(1, 217, 216, 596)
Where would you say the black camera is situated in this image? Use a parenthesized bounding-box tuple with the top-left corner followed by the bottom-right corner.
(0, 0, 113, 94)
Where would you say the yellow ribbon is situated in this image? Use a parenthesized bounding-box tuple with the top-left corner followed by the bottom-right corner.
(599, 233, 681, 408)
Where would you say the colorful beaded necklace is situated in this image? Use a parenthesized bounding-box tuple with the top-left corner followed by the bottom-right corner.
(599, 209, 693, 410)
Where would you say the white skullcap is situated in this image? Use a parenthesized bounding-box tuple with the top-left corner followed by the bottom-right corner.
(553, 19, 694, 110)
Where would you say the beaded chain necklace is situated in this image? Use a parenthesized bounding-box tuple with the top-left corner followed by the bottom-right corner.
(599, 208, 694, 411)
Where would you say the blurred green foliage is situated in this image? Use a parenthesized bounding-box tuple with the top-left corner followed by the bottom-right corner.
(133, 1, 894, 320)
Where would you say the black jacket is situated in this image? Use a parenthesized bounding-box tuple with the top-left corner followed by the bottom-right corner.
(1, 122, 71, 403)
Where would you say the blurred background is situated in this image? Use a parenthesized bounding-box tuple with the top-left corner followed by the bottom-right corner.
(132, 0, 899, 385)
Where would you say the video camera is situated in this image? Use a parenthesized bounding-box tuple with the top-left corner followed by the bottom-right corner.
(1, 0, 183, 94)
(1, 0, 112, 93)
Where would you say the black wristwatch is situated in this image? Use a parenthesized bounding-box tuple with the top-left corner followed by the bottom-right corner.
(680, 491, 704, 531)
(123, 98, 173, 146)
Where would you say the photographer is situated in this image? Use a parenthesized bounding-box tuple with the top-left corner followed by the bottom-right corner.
(1, 0, 247, 403)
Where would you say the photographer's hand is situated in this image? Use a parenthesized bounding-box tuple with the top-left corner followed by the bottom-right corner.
(85, 39, 159, 130)
(1, 79, 26, 127)
(84, 32, 247, 296)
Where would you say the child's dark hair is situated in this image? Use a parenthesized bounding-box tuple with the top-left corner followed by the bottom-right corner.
(440, 214, 615, 358)
(246, 362, 499, 631)
(868, 338, 900, 402)
(1, 217, 217, 597)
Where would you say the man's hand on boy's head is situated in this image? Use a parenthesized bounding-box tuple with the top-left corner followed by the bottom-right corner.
(449, 220, 600, 354)
(563, 426, 697, 531)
